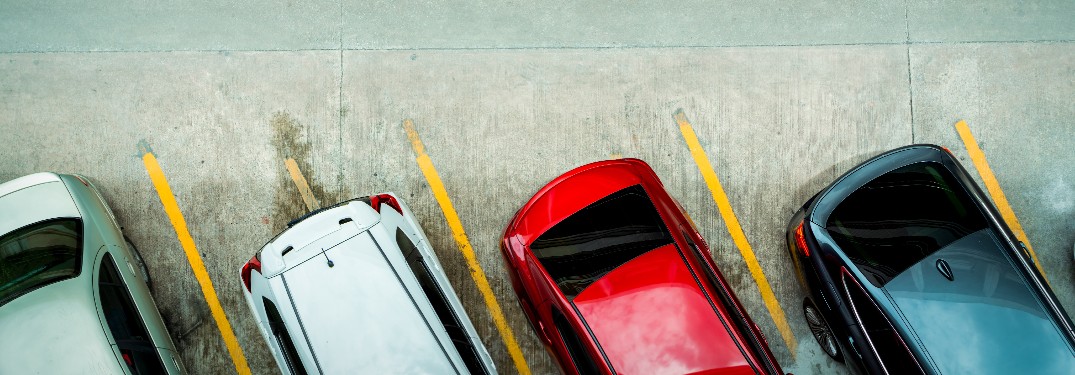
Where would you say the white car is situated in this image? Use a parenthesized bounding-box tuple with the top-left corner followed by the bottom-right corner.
(240, 194, 496, 374)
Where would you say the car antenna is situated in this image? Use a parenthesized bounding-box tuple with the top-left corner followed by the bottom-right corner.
(323, 248, 334, 268)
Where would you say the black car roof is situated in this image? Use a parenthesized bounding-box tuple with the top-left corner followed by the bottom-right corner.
(884, 228, 1075, 373)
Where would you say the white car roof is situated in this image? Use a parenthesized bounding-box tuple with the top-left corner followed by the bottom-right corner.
(283, 225, 459, 373)
(0, 173, 80, 235)
(253, 199, 470, 374)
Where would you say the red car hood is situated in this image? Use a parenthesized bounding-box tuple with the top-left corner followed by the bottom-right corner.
(573, 244, 756, 375)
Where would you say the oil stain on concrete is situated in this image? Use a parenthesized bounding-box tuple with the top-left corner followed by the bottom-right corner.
(270, 112, 348, 232)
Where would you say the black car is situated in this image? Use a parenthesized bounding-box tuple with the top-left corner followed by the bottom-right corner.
(787, 144, 1075, 374)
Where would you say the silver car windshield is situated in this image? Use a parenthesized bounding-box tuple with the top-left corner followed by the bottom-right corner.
(0, 219, 81, 305)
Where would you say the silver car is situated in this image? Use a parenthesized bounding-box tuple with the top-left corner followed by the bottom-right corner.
(0, 173, 184, 374)
(240, 193, 497, 374)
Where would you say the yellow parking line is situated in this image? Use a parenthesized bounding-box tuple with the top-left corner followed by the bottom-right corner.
(140, 150, 252, 375)
(673, 110, 798, 357)
(285, 158, 321, 211)
(403, 119, 532, 375)
(954, 120, 1046, 277)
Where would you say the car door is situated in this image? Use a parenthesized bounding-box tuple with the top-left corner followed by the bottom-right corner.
(105, 244, 179, 351)
(93, 247, 176, 374)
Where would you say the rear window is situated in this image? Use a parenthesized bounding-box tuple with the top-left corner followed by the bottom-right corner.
(0, 219, 81, 305)
(827, 162, 988, 287)
(531, 185, 672, 299)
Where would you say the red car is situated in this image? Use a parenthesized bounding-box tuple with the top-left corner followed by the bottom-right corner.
(501, 159, 784, 375)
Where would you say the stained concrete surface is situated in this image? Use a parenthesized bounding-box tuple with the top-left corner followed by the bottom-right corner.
(0, 2, 1073, 375)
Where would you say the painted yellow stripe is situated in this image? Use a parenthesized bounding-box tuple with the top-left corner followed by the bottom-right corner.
(403, 119, 532, 375)
(955, 120, 1046, 276)
(141, 152, 252, 375)
(285, 158, 321, 212)
(673, 110, 798, 356)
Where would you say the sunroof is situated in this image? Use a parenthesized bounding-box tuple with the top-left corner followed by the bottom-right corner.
(530, 185, 673, 299)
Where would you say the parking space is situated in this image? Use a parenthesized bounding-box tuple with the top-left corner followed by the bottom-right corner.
(1, 2, 1073, 375)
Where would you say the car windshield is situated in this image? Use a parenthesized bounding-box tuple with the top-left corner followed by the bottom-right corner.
(826, 161, 988, 287)
(0, 219, 82, 305)
(531, 185, 673, 299)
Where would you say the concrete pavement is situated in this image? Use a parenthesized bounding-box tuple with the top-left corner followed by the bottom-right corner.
(1, 2, 1072, 374)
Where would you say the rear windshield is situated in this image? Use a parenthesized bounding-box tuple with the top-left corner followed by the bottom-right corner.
(531, 185, 672, 299)
(826, 162, 988, 287)
(0, 219, 82, 305)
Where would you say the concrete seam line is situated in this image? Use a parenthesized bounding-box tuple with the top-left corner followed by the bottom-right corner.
(403, 119, 532, 375)
(954, 120, 1046, 277)
(140, 150, 252, 375)
(673, 109, 798, 357)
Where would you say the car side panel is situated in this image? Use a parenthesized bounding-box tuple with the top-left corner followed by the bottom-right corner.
(385, 197, 498, 373)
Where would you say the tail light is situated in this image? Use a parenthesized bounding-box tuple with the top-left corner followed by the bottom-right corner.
(369, 194, 402, 214)
(241, 253, 262, 292)
(794, 221, 810, 257)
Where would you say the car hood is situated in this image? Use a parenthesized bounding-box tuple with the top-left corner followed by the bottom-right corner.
(884, 229, 1075, 374)
(0, 176, 80, 236)
(573, 244, 756, 375)
(0, 276, 124, 374)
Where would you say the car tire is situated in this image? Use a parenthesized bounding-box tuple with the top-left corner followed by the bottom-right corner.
(804, 298, 843, 362)
(124, 235, 154, 288)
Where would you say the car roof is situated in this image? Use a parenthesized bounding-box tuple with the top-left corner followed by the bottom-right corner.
(884, 229, 1075, 373)
(0, 173, 80, 235)
(508, 159, 761, 373)
(573, 243, 757, 374)
(0, 276, 124, 374)
(258, 202, 466, 373)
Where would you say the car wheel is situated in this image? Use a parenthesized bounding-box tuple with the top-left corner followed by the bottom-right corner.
(804, 298, 843, 362)
(124, 235, 154, 288)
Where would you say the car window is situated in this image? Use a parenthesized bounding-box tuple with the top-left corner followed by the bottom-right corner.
(99, 253, 166, 375)
(552, 309, 601, 375)
(531, 185, 673, 299)
(397, 228, 488, 375)
(263, 298, 309, 375)
(842, 271, 923, 374)
(826, 162, 988, 287)
(0, 218, 81, 305)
